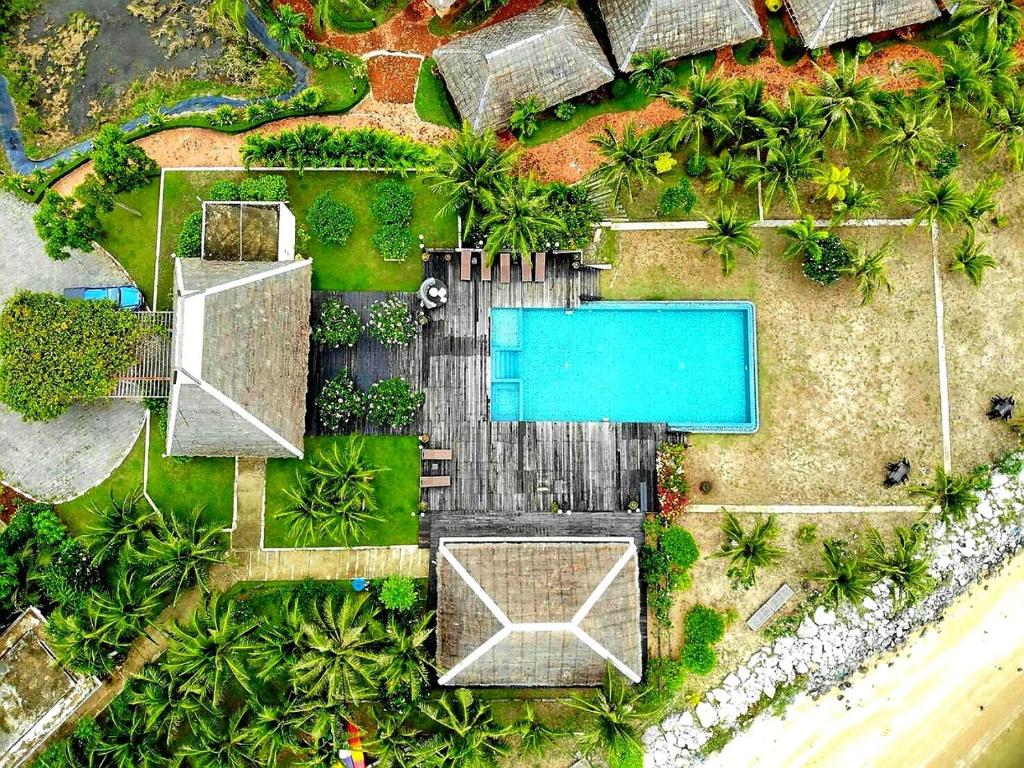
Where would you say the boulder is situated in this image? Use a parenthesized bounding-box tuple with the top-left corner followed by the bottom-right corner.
(796, 617, 819, 639)
(695, 702, 718, 729)
(813, 606, 837, 626)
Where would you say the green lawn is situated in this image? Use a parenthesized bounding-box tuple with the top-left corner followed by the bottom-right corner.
(415, 58, 459, 128)
(310, 64, 371, 109)
(158, 170, 457, 293)
(264, 435, 420, 548)
(96, 181, 161, 307)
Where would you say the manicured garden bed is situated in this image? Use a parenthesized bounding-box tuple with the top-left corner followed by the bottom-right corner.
(263, 435, 420, 548)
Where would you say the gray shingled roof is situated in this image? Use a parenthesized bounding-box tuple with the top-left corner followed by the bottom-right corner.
(599, 0, 762, 71)
(433, 5, 614, 132)
(436, 539, 642, 687)
(786, 0, 942, 49)
(167, 259, 311, 458)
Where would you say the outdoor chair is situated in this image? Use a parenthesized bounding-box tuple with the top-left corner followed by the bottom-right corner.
(987, 395, 1015, 421)
(420, 475, 451, 488)
(883, 458, 911, 487)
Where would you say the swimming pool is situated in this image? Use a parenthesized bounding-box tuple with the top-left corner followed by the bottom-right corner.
(489, 301, 758, 432)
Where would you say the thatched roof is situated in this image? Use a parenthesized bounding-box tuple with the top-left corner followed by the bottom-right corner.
(436, 538, 642, 687)
(167, 258, 311, 458)
(599, 0, 762, 71)
(786, 0, 942, 49)
(433, 5, 614, 132)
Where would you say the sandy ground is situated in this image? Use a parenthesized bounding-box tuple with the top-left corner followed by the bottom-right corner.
(704, 552, 1024, 768)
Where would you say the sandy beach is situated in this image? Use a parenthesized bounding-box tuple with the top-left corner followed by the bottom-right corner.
(704, 552, 1024, 768)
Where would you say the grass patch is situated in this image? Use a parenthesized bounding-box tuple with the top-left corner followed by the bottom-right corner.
(320, 0, 411, 32)
(263, 435, 420, 548)
(95, 181, 161, 307)
(58, 428, 147, 535)
(415, 58, 458, 128)
(310, 64, 371, 109)
(767, 13, 803, 67)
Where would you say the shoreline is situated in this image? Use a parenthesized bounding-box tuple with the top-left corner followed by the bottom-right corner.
(704, 552, 1024, 768)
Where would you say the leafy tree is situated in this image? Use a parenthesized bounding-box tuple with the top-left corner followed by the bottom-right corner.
(509, 96, 541, 139)
(414, 689, 512, 767)
(780, 216, 828, 262)
(74, 173, 116, 213)
(630, 49, 674, 95)
(713, 513, 785, 588)
(910, 466, 979, 523)
(546, 182, 602, 248)
(267, 6, 309, 53)
(863, 525, 935, 607)
(208, 0, 249, 34)
(810, 52, 883, 148)
(481, 175, 564, 266)
(34, 190, 103, 261)
(904, 177, 968, 230)
(567, 666, 661, 762)
(590, 123, 662, 204)
(316, 370, 366, 430)
(694, 203, 759, 276)
(843, 239, 893, 305)
(143, 507, 229, 599)
(660, 527, 698, 569)
(661, 65, 736, 154)
(950, 231, 996, 286)
(807, 539, 874, 608)
(91, 126, 158, 193)
(870, 99, 943, 177)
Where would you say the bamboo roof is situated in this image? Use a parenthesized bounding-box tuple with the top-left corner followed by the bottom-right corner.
(786, 0, 942, 49)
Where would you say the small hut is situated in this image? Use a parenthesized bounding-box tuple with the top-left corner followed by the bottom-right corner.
(433, 5, 614, 132)
(435, 537, 642, 687)
(785, 0, 942, 50)
(598, 0, 762, 71)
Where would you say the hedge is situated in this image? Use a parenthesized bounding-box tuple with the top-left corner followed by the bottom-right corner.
(177, 211, 203, 257)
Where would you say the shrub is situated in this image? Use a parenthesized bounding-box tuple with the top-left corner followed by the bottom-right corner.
(640, 543, 671, 584)
(32, 506, 67, 548)
(377, 574, 418, 612)
(291, 86, 325, 111)
(929, 146, 960, 180)
(509, 96, 541, 138)
(546, 183, 601, 250)
(781, 37, 804, 61)
(802, 234, 851, 285)
(316, 371, 366, 430)
(372, 224, 416, 261)
(312, 299, 361, 347)
(661, 528, 698, 569)
(681, 641, 717, 674)
(797, 523, 818, 544)
(657, 179, 697, 217)
(685, 153, 707, 177)
(365, 377, 425, 428)
(684, 605, 726, 645)
(177, 211, 203, 257)
(0, 292, 150, 421)
(856, 39, 873, 58)
(207, 180, 240, 201)
(554, 101, 576, 121)
(91, 125, 158, 192)
(370, 179, 414, 226)
(654, 152, 677, 174)
(307, 191, 356, 245)
(42, 538, 97, 609)
(367, 298, 416, 345)
(239, 174, 289, 202)
(749, 37, 769, 61)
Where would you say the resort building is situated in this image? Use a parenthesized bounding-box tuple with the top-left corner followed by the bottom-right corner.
(433, 5, 614, 132)
(435, 537, 643, 686)
(598, 0, 762, 71)
(785, 0, 943, 49)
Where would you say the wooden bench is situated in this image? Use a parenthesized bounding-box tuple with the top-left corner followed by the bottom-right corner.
(420, 476, 451, 488)
(746, 583, 795, 630)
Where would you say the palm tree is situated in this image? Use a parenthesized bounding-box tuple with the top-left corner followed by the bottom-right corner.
(293, 592, 382, 704)
(863, 525, 935, 607)
(706, 150, 748, 195)
(267, 7, 309, 54)
(953, 0, 1023, 44)
(807, 539, 875, 608)
(870, 98, 943, 177)
(143, 507, 229, 599)
(251, 595, 307, 681)
(743, 134, 820, 214)
(128, 666, 220, 747)
(208, 0, 249, 34)
(163, 593, 259, 705)
(241, 700, 302, 766)
(695, 203, 760, 276)
(903, 177, 968, 230)
(428, 124, 518, 236)
(630, 49, 674, 95)
(843, 240, 894, 305)
(728, 79, 769, 147)
(45, 607, 121, 676)
(82, 489, 159, 566)
(179, 707, 257, 768)
(910, 466, 979, 522)
(810, 52, 883, 148)
(513, 702, 561, 755)
(92, 571, 163, 642)
(378, 613, 434, 701)
(589, 123, 662, 204)
(963, 174, 1002, 229)
(311, 0, 372, 34)
(660, 66, 736, 154)
(751, 89, 825, 149)
(780, 216, 828, 262)
(911, 43, 992, 129)
(90, 701, 168, 768)
(950, 231, 997, 286)
(480, 175, 565, 267)
(414, 689, 513, 767)
(363, 710, 422, 768)
(567, 666, 661, 761)
(713, 513, 786, 588)
(831, 179, 881, 223)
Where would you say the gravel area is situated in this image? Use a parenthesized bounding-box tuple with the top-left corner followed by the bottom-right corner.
(0, 192, 145, 501)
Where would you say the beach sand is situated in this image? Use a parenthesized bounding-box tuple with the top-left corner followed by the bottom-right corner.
(704, 553, 1024, 768)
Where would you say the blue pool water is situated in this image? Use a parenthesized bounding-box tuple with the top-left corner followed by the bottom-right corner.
(489, 302, 758, 432)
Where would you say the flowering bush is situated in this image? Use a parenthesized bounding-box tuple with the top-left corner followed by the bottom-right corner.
(367, 298, 416, 346)
(317, 370, 365, 430)
(366, 377, 425, 428)
(656, 442, 689, 521)
(312, 299, 361, 348)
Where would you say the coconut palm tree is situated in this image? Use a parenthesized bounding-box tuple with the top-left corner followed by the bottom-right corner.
(660, 66, 736, 155)
(744, 133, 820, 214)
(128, 666, 220, 747)
(293, 591, 382, 704)
(712, 513, 786, 589)
(379, 613, 435, 702)
(953, 0, 1023, 44)
(311, 0, 372, 34)
(414, 689, 513, 767)
(911, 42, 992, 130)
(728, 79, 769, 148)
(630, 49, 675, 95)
(567, 666, 662, 761)
(831, 179, 881, 223)
(163, 593, 259, 705)
(963, 174, 1002, 229)
(751, 89, 825, 150)
(363, 710, 422, 768)
(267, 6, 309, 54)
(45, 607, 121, 676)
(481, 175, 565, 267)
(513, 702, 561, 755)
(843, 240, 894, 305)
(870, 99, 943, 177)
(911, 466, 980, 522)
(82, 488, 159, 566)
(209, 0, 249, 34)
(92, 571, 163, 643)
(287, 697, 356, 756)
(950, 231, 997, 286)
(90, 701, 168, 768)
(143, 507, 229, 600)
(251, 595, 307, 681)
(780, 216, 828, 262)
(179, 707, 258, 768)
(695, 203, 760, 276)
(706, 150, 749, 195)
(807, 539, 875, 608)
(979, 89, 1024, 169)
(903, 177, 968, 230)
(590, 123, 662, 204)
(242, 700, 303, 767)
(863, 525, 935, 607)
(810, 52, 883, 148)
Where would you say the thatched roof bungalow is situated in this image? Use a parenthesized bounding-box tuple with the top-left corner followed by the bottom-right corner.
(785, 0, 942, 49)
(435, 538, 642, 687)
(598, 0, 762, 71)
(433, 5, 614, 132)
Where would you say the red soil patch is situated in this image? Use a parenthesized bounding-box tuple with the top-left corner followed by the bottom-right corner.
(1, 485, 30, 525)
(367, 54, 421, 103)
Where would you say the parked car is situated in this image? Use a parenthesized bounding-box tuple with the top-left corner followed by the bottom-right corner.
(63, 286, 144, 310)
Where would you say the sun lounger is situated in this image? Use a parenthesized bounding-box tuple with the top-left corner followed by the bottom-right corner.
(421, 448, 453, 461)
(460, 248, 472, 281)
(533, 251, 546, 282)
(746, 584, 795, 631)
(480, 256, 492, 281)
(499, 252, 511, 284)
(420, 475, 451, 488)
(521, 257, 533, 282)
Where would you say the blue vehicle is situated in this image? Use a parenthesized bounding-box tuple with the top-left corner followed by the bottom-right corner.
(63, 286, 144, 310)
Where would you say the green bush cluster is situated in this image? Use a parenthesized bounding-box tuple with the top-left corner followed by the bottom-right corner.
(311, 299, 362, 348)
(555, 101, 577, 121)
(208, 180, 240, 201)
(547, 183, 602, 250)
(239, 174, 290, 201)
(372, 224, 417, 261)
(33, 190, 103, 261)
(241, 125, 431, 171)
(377, 574, 419, 613)
(681, 604, 727, 675)
(685, 153, 707, 177)
(316, 370, 366, 430)
(365, 376, 426, 429)
(657, 179, 698, 217)
(641, 519, 699, 626)
(367, 297, 416, 345)
(177, 211, 203, 257)
(306, 190, 357, 245)
(802, 234, 851, 285)
(370, 179, 416, 260)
